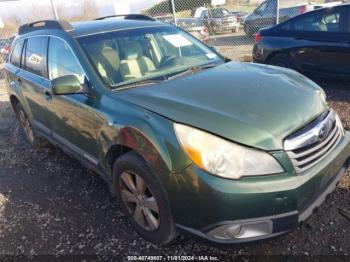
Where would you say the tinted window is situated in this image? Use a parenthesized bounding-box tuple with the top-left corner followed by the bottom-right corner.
(10, 40, 23, 67)
(285, 11, 342, 32)
(48, 37, 84, 83)
(24, 37, 47, 76)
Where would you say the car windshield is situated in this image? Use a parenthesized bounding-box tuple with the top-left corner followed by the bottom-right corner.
(78, 26, 224, 89)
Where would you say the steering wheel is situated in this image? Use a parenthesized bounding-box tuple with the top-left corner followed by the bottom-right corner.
(159, 56, 178, 68)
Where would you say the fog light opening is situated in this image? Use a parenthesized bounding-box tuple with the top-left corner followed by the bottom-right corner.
(206, 220, 273, 240)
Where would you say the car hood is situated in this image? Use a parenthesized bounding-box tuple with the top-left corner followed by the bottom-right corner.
(117, 62, 327, 150)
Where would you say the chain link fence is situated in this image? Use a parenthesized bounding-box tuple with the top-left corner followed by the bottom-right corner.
(0, 0, 347, 86)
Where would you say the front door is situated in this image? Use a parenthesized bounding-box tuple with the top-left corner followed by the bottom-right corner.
(46, 37, 98, 161)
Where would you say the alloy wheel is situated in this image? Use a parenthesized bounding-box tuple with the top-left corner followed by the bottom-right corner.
(18, 109, 34, 143)
(119, 171, 160, 231)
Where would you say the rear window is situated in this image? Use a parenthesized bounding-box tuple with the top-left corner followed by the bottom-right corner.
(10, 40, 24, 67)
(24, 37, 47, 77)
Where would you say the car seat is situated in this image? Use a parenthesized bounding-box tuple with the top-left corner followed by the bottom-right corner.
(119, 42, 156, 81)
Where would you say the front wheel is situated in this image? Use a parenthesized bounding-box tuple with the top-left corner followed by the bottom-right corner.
(113, 152, 176, 245)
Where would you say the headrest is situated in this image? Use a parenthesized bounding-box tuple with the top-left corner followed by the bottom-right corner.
(124, 42, 142, 60)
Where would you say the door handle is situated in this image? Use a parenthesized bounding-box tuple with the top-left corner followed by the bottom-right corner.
(44, 90, 52, 101)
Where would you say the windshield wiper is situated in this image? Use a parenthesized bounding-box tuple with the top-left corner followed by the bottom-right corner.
(112, 63, 219, 89)
(167, 63, 218, 81)
(112, 78, 164, 90)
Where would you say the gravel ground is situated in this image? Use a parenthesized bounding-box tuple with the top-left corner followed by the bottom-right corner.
(0, 78, 349, 260)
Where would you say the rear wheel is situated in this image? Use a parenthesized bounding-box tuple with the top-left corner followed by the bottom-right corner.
(113, 152, 176, 245)
(14, 103, 48, 148)
(268, 53, 295, 70)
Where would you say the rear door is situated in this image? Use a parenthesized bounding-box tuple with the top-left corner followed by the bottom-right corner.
(286, 7, 350, 75)
(6, 39, 25, 103)
(18, 36, 52, 134)
(308, 7, 350, 75)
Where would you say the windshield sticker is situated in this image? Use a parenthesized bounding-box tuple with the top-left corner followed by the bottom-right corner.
(206, 53, 218, 59)
(163, 34, 193, 47)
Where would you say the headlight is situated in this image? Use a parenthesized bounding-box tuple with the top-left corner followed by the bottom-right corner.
(319, 90, 327, 104)
(174, 123, 284, 179)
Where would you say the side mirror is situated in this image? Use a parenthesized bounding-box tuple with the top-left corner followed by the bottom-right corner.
(51, 75, 83, 95)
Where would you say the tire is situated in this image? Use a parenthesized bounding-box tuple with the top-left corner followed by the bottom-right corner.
(113, 151, 176, 245)
(268, 53, 295, 70)
(14, 103, 48, 149)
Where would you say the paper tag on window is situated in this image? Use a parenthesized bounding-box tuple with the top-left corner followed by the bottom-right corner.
(163, 34, 193, 47)
(29, 54, 42, 65)
(206, 53, 218, 59)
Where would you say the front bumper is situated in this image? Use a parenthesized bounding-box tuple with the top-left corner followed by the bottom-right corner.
(169, 131, 350, 245)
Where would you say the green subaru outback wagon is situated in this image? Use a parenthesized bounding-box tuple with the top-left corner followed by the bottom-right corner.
(5, 15, 350, 246)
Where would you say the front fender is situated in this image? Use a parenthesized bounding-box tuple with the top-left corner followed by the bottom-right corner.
(94, 97, 191, 179)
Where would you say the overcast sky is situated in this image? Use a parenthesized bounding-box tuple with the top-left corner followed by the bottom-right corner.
(0, 0, 163, 22)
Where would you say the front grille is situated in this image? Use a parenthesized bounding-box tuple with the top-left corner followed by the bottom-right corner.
(284, 110, 344, 173)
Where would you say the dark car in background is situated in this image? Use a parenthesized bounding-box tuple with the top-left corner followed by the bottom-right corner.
(253, 4, 350, 77)
(176, 18, 209, 41)
(244, 0, 312, 36)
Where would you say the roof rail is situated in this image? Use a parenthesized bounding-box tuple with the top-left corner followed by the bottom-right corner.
(95, 14, 156, 21)
(18, 20, 74, 35)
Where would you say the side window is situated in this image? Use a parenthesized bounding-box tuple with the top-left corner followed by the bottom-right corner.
(256, 2, 267, 14)
(293, 11, 341, 32)
(24, 37, 47, 77)
(48, 37, 84, 83)
(10, 40, 24, 67)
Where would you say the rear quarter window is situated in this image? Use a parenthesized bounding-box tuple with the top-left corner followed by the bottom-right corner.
(10, 40, 24, 67)
(24, 37, 48, 77)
